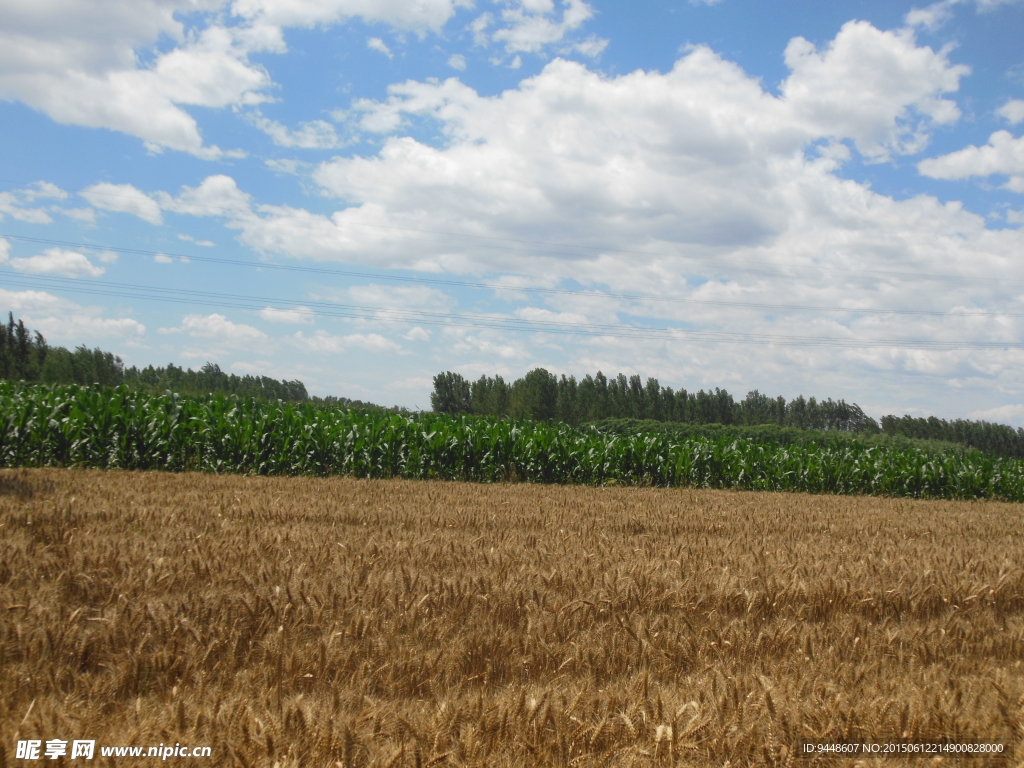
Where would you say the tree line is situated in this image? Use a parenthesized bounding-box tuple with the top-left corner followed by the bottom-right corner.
(880, 414, 1024, 459)
(0, 313, 308, 401)
(430, 368, 1024, 457)
(431, 368, 878, 432)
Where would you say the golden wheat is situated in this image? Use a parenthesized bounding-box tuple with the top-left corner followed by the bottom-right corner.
(0, 468, 1021, 767)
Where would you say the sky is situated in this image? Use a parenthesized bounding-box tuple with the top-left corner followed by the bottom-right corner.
(1, 0, 1023, 422)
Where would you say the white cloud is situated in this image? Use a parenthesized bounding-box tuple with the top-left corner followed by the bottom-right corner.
(367, 37, 393, 58)
(0, 0, 472, 156)
(919, 130, 1024, 191)
(0, 9, 271, 158)
(780, 21, 969, 160)
(158, 174, 255, 218)
(905, 0, 962, 29)
(8, 248, 106, 278)
(403, 326, 431, 342)
(265, 158, 309, 174)
(231, 360, 274, 374)
(0, 288, 75, 315)
(448, 53, 467, 70)
(0, 192, 53, 224)
(469, 12, 492, 46)
(392, 375, 434, 390)
(997, 99, 1024, 125)
(346, 284, 454, 312)
(1007, 209, 1024, 225)
(968, 403, 1024, 426)
(173, 313, 269, 346)
(572, 36, 608, 58)
(178, 234, 215, 246)
(81, 182, 164, 224)
(231, 0, 467, 33)
(292, 329, 403, 354)
(0, 288, 145, 339)
(291, 28, 972, 271)
(62, 207, 97, 223)
(154, 254, 174, 263)
(249, 112, 346, 149)
(465, 0, 603, 59)
(0, 181, 79, 222)
(489, 0, 595, 55)
(22, 181, 68, 201)
(449, 330, 525, 360)
(259, 306, 315, 323)
(906, 0, 1021, 29)
(47, 315, 147, 340)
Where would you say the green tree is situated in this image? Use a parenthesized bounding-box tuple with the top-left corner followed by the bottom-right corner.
(511, 368, 558, 420)
(431, 371, 472, 414)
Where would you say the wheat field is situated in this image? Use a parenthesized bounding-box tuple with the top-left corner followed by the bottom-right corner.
(1, 468, 1021, 767)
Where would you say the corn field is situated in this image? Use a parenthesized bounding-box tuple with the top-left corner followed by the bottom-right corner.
(2, 383, 1023, 501)
(2, 469, 1021, 766)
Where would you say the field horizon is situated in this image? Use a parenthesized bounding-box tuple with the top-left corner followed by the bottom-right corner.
(2, 469, 1021, 766)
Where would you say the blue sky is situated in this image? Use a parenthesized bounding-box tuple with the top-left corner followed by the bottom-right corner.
(1, 0, 1023, 422)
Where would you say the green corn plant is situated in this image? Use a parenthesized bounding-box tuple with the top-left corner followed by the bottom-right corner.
(2, 382, 1024, 501)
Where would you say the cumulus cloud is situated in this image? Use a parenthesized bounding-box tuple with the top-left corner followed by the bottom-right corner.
(168, 313, 268, 347)
(0, 8, 274, 158)
(367, 37, 392, 58)
(346, 285, 454, 312)
(231, 0, 467, 33)
(919, 130, 1024, 191)
(448, 53, 467, 70)
(259, 306, 315, 323)
(780, 21, 968, 159)
(178, 234, 215, 246)
(45, 314, 147, 340)
(292, 329, 403, 354)
(248, 112, 346, 149)
(997, 99, 1024, 125)
(968, 403, 1024, 426)
(138, 22, 1010, 303)
(572, 36, 608, 58)
(905, 0, 963, 29)
(0, 181, 74, 223)
(81, 182, 164, 224)
(7, 248, 106, 278)
(0, 192, 53, 224)
(0, 0, 471, 156)
(157, 174, 255, 218)
(0, 288, 145, 340)
(62, 208, 97, 223)
(403, 326, 431, 342)
(906, 0, 1021, 29)
(489, 0, 596, 55)
(21, 181, 68, 201)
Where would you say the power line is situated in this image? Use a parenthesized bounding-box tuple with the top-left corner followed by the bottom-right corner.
(2, 233, 1020, 319)
(3, 271, 1020, 351)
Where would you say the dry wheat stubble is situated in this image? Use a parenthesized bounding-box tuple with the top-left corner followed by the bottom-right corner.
(0, 468, 1022, 767)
